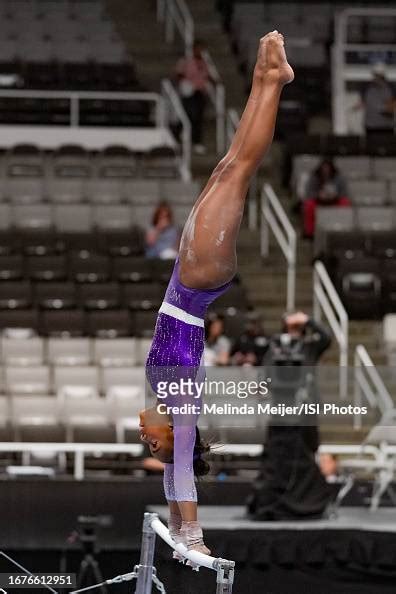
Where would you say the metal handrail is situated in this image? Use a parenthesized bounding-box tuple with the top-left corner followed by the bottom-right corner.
(162, 0, 194, 55)
(161, 78, 191, 180)
(157, 0, 226, 154)
(0, 89, 163, 127)
(354, 344, 394, 430)
(0, 442, 144, 480)
(261, 183, 297, 311)
(313, 261, 349, 399)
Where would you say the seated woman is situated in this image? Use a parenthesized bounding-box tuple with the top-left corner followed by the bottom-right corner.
(139, 31, 294, 564)
(303, 159, 351, 238)
(204, 314, 231, 366)
(145, 202, 179, 259)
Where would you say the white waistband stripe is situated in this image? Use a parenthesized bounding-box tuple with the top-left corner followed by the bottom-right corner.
(159, 301, 205, 328)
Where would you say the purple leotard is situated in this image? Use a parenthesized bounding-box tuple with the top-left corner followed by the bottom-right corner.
(146, 258, 232, 502)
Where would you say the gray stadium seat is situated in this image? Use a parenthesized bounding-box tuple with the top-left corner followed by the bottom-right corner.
(6, 178, 44, 205)
(54, 205, 92, 232)
(13, 204, 53, 230)
(334, 156, 372, 181)
(52, 41, 91, 63)
(47, 179, 87, 205)
(383, 315, 396, 368)
(124, 180, 161, 205)
(54, 365, 99, 395)
(11, 395, 60, 429)
(0, 395, 10, 429)
(47, 338, 92, 366)
(356, 207, 395, 231)
(1, 336, 44, 366)
(87, 178, 123, 205)
(0, 205, 12, 230)
(93, 338, 138, 367)
(63, 396, 113, 442)
(93, 205, 132, 230)
(388, 181, 396, 204)
(315, 207, 355, 256)
(5, 365, 50, 395)
(173, 205, 191, 226)
(136, 337, 152, 365)
(373, 158, 396, 181)
(161, 180, 200, 204)
(349, 180, 388, 206)
(130, 205, 153, 229)
(107, 385, 144, 442)
(102, 366, 146, 394)
(20, 40, 53, 63)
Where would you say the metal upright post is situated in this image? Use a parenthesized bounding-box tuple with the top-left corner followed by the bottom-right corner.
(214, 560, 235, 594)
(135, 513, 158, 594)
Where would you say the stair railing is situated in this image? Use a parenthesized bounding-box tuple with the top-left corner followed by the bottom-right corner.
(313, 261, 349, 400)
(354, 345, 394, 429)
(260, 183, 297, 311)
(161, 78, 192, 180)
(157, 0, 226, 153)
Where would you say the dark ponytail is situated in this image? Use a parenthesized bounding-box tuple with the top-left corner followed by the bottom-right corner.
(193, 427, 211, 477)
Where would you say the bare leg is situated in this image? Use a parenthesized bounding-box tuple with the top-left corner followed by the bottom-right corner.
(178, 32, 294, 289)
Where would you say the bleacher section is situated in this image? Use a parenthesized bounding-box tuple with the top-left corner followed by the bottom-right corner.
(287, 136, 396, 320)
(0, 0, 136, 90)
(225, 1, 334, 133)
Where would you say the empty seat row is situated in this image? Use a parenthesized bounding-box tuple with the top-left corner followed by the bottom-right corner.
(0, 300, 249, 338)
(0, 336, 152, 367)
(0, 175, 199, 206)
(0, 309, 158, 338)
(0, 389, 269, 443)
(0, 38, 128, 64)
(0, 147, 180, 177)
(0, 386, 146, 443)
(288, 134, 396, 158)
(0, 252, 174, 277)
(0, 364, 147, 395)
(0, 280, 166, 310)
(2, 62, 139, 92)
(0, 203, 192, 232)
(322, 230, 396, 264)
(0, 280, 245, 313)
(0, 230, 148, 257)
(314, 207, 396, 257)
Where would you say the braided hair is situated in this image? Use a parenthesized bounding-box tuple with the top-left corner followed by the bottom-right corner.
(193, 427, 211, 477)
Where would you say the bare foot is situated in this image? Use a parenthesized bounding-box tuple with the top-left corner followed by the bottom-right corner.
(254, 31, 294, 85)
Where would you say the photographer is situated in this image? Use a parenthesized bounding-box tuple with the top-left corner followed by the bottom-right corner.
(247, 312, 333, 520)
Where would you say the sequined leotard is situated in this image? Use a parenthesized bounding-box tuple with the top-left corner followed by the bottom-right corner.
(146, 258, 232, 502)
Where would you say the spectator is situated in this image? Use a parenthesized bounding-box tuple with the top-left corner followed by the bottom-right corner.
(361, 63, 395, 138)
(175, 40, 213, 155)
(303, 159, 351, 238)
(231, 312, 269, 366)
(204, 314, 231, 366)
(145, 202, 179, 259)
(318, 453, 340, 484)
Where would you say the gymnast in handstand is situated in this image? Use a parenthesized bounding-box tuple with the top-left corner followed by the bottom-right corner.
(139, 31, 294, 563)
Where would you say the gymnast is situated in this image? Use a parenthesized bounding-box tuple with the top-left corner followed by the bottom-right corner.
(139, 31, 294, 565)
